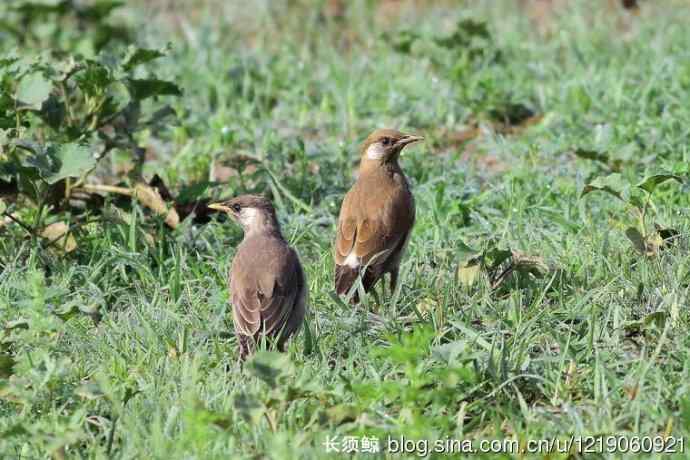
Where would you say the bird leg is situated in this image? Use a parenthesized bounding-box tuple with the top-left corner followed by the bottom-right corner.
(370, 287, 382, 312)
(238, 334, 252, 361)
(389, 268, 399, 296)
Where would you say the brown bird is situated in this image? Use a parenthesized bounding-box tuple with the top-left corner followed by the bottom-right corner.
(334, 129, 423, 304)
(208, 195, 307, 360)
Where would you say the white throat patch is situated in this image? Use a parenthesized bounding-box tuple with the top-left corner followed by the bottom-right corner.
(365, 142, 385, 160)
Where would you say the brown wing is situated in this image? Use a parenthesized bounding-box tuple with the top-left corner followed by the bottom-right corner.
(334, 175, 415, 269)
(230, 237, 304, 338)
(334, 188, 358, 265)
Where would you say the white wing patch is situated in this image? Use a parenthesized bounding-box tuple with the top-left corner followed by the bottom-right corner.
(343, 251, 360, 268)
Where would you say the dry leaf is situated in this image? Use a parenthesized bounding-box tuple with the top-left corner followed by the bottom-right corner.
(625, 227, 661, 257)
(143, 231, 155, 246)
(134, 183, 179, 229)
(415, 298, 438, 319)
(624, 383, 639, 400)
(565, 360, 576, 386)
(449, 126, 481, 144)
(511, 250, 549, 277)
(457, 262, 481, 287)
(41, 222, 77, 253)
(308, 162, 320, 175)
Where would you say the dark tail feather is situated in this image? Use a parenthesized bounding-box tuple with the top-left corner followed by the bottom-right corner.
(335, 265, 380, 305)
(335, 264, 359, 302)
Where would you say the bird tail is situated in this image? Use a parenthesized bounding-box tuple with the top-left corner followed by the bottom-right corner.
(335, 265, 380, 304)
(335, 264, 359, 299)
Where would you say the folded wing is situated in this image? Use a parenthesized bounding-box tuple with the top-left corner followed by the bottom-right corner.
(231, 240, 305, 340)
(334, 184, 414, 297)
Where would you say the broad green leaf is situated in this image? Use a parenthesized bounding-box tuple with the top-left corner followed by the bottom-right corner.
(643, 311, 667, 329)
(573, 148, 609, 164)
(0, 353, 17, 379)
(78, 0, 124, 21)
(636, 174, 683, 194)
(456, 239, 480, 265)
(0, 53, 19, 69)
(435, 18, 491, 49)
(625, 227, 651, 256)
(5, 319, 29, 331)
(143, 105, 176, 128)
(13, 0, 64, 14)
(19, 141, 54, 173)
(44, 143, 95, 184)
(75, 62, 112, 97)
(99, 81, 131, 119)
(233, 392, 263, 424)
(484, 244, 512, 270)
(580, 173, 628, 200)
(385, 29, 422, 54)
(177, 181, 217, 204)
(53, 304, 79, 321)
(53, 56, 81, 79)
(248, 351, 293, 386)
(122, 46, 166, 71)
(326, 404, 359, 425)
(40, 94, 67, 130)
(19, 142, 94, 184)
(127, 78, 182, 100)
(0, 198, 5, 214)
(627, 192, 645, 210)
(16, 72, 52, 110)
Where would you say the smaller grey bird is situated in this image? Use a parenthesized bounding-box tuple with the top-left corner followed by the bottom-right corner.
(208, 195, 307, 360)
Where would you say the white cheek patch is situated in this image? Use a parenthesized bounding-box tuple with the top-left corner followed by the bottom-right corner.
(240, 208, 260, 227)
(344, 251, 360, 268)
(365, 142, 385, 160)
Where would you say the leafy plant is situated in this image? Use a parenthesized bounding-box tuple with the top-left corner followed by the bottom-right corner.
(581, 172, 684, 255)
(385, 18, 534, 127)
(456, 240, 550, 289)
(0, 0, 131, 53)
(0, 44, 181, 241)
(344, 327, 477, 439)
(232, 351, 326, 434)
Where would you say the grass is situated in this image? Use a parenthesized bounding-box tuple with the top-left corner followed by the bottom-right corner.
(2, 0, 690, 458)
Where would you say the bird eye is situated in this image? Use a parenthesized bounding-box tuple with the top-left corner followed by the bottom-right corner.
(232, 204, 241, 212)
(381, 137, 390, 146)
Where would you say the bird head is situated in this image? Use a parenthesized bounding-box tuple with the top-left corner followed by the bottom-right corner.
(359, 129, 424, 165)
(208, 194, 280, 235)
